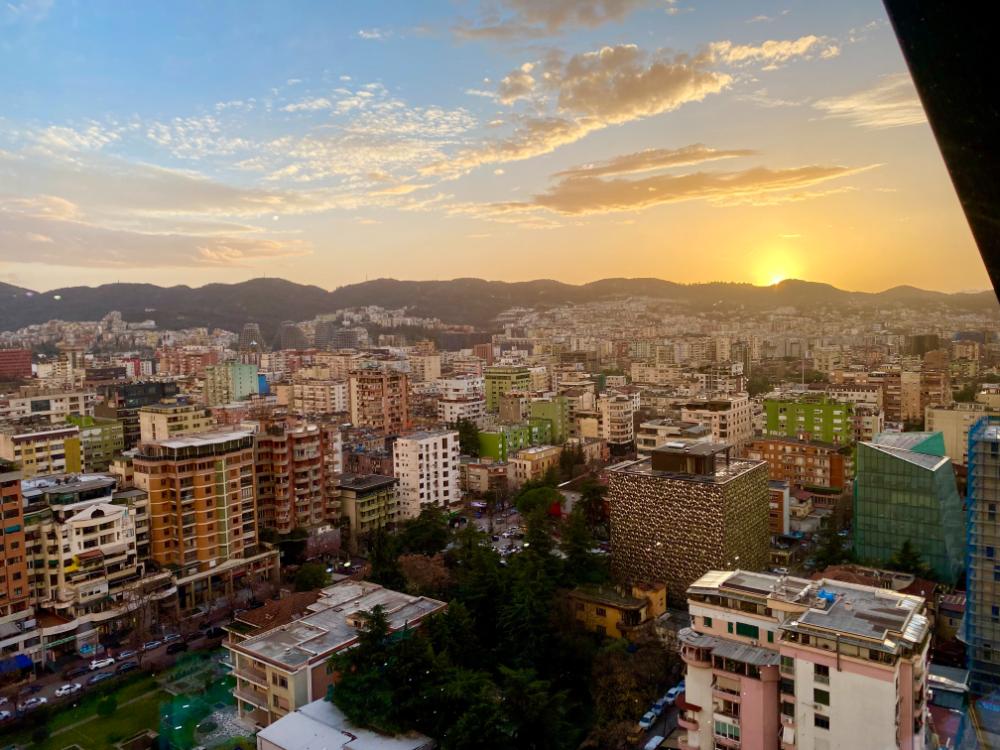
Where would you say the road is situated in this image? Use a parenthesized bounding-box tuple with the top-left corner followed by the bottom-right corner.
(644, 704, 679, 747)
(0, 628, 224, 723)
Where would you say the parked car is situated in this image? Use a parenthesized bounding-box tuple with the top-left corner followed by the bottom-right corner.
(663, 686, 683, 706)
(0, 710, 12, 721)
(20, 697, 47, 710)
(644, 735, 666, 750)
(638, 711, 656, 730)
(118, 649, 138, 660)
(88, 672, 113, 685)
(142, 640, 162, 652)
(55, 683, 82, 698)
(116, 661, 138, 674)
(89, 657, 115, 670)
(201, 626, 225, 639)
(17, 684, 41, 696)
(163, 633, 181, 643)
(649, 701, 664, 718)
(63, 665, 89, 679)
(166, 642, 188, 655)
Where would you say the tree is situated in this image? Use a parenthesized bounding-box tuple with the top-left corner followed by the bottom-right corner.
(747, 373, 772, 396)
(560, 508, 607, 586)
(294, 562, 330, 592)
(515, 486, 562, 516)
(399, 553, 452, 598)
(577, 480, 607, 538)
(454, 418, 480, 456)
(367, 527, 406, 590)
(887, 539, 933, 579)
(813, 522, 852, 571)
(397, 509, 450, 555)
(499, 666, 573, 750)
(559, 444, 584, 481)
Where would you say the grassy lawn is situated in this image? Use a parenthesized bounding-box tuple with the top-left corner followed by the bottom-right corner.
(36, 690, 165, 750)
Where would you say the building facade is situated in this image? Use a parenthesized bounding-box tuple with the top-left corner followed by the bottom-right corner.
(744, 436, 853, 490)
(763, 396, 854, 445)
(138, 401, 215, 443)
(484, 365, 532, 412)
(348, 369, 410, 434)
(254, 422, 327, 534)
(392, 430, 460, 519)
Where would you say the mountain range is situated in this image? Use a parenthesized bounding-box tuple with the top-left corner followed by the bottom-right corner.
(0, 277, 996, 338)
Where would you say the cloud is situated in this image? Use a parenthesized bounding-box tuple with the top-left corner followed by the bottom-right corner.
(282, 97, 333, 112)
(357, 28, 389, 40)
(31, 123, 120, 152)
(455, 0, 649, 39)
(497, 64, 536, 104)
(0, 198, 310, 268)
(424, 45, 730, 175)
(813, 73, 927, 129)
(1, 0, 52, 25)
(710, 35, 839, 67)
(475, 162, 875, 215)
(553, 144, 755, 178)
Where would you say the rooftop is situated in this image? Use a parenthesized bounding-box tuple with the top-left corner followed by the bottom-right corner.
(150, 429, 254, 450)
(234, 580, 446, 670)
(860, 441, 949, 471)
(569, 585, 648, 611)
(258, 698, 434, 750)
(337, 473, 397, 492)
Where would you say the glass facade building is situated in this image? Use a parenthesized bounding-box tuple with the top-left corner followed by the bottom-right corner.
(853, 439, 964, 584)
(966, 416, 1000, 694)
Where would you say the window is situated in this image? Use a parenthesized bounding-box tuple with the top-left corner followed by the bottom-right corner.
(595, 607, 606, 617)
(727, 622, 734, 634)
(703, 615, 713, 627)
(815, 714, 830, 730)
(781, 701, 795, 717)
(714, 720, 740, 740)
(735, 622, 759, 639)
(814, 688, 830, 706)
(780, 655, 795, 673)
(767, 631, 774, 643)
(814, 664, 830, 684)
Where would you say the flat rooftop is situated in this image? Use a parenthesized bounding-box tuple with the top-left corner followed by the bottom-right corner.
(337, 473, 397, 492)
(258, 698, 434, 750)
(234, 580, 445, 670)
(610, 454, 762, 485)
(22, 473, 116, 501)
(151, 429, 253, 449)
(689, 569, 930, 654)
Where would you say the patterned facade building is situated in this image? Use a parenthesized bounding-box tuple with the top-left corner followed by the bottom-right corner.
(608, 442, 769, 605)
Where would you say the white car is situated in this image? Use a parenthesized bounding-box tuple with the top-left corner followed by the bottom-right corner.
(638, 711, 656, 730)
(55, 683, 82, 697)
(90, 657, 116, 670)
(20, 696, 47, 710)
(0, 709, 12, 721)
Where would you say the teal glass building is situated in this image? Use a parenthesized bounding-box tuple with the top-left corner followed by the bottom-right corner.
(853, 432, 965, 584)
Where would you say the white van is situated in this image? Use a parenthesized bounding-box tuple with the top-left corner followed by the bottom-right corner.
(644, 736, 665, 750)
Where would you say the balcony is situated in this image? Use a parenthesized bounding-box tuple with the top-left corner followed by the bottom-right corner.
(679, 712, 699, 731)
(234, 663, 268, 686)
(713, 733, 741, 749)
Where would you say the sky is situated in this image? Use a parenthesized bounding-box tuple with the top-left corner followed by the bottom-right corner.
(0, 0, 989, 293)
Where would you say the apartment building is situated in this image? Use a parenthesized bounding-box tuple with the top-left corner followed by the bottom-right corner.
(65, 415, 125, 472)
(155, 345, 220, 376)
(463, 461, 509, 497)
(0, 388, 96, 424)
(203, 362, 260, 406)
(925, 402, 1000, 464)
(598, 392, 638, 450)
(509, 445, 562, 489)
(227, 580, 446, 728)
(636, 419, 712, 455)
(290, 376, 348, 417)
(744, 436, 853, 490)
(966, 417, 1000, 694)
(348, 369, 410, 434)
(138, 401, 215, 443)
(407, 353, 441, 383)
(762, 396, 854, 445)
(478, 421, 552, 462)
(20, 474, 173, 637)
(393, 430, 460, 519)
(483, 365, 532, 412)
(679, 569, 930, 750)
(608, 442, 769, 604)
(337, 474, 398, 554)
(0, 423, 82, 479)
(681, 395, 754, 449)
(254, 422, 327, 534)
(567, 583, 667, 640)
(0, 461, 28, 617)
(133, 430, 279, 610)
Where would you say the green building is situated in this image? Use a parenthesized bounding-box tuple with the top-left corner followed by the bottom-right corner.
(528, 396, 570, 444)
(484, 365, 532, 412)
(763, 396, 854, 445)
(853, 433, 964, 583)
(479, 420, 553, 461)
(66, 414, 125, 472)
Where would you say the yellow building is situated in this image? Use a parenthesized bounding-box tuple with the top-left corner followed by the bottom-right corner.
(0, 424, 82, 478)
(567, 583, 667, 640)
(508, 444, 562, 489)
(138, 401, 215, 443)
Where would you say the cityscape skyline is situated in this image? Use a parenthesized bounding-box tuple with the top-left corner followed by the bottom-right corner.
(0, 0, 990, 293)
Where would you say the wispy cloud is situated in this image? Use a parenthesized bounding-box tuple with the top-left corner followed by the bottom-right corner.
(553, 144, 755, 178)
(454, 0, 651, 40)
(357, 28, 390, 41)
(813, 73, 927, 129)
(710, 35, 839, 68)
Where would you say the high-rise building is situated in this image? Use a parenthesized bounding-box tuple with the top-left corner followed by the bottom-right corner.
(239, 323, 265, 355)
(392, 430, 460, 519)
(853, 433, 964, 584)
(966, 416, 1000, 693)
(0, 348, 32, 380)
(203, 362, 260, 406)
(762, 396, 854, 445)
(273, 321, 308, 351)
(528, 396, 570, 444)
(598, 392, 638, 450)
(291, 374, 348, 416)
(0, 460, 29, 617)
(483, 365, 532, 412)
(608, 442, 769, 604)
(348, 369, 410, 434)
(925, 401, 1000, 464)
(66, 414, 125, 472)
(680, 569, 931, 750)
(681, 395, 755, 449)
(133, 430, 278, 609)
(254, 422, 327, 534)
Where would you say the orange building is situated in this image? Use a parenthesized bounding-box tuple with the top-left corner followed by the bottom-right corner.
(744, 436, 853, 490)
(0, 460, 28, 616)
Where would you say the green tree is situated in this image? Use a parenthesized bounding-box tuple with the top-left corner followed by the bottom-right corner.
(577, 480, 607, 538)
(294, 562, 330, 591)
(499, 666, 573, 750)
(560, 507, 607, 586)
(367, 527, 406, 590)
(813, 522, 852, 571)
(887, 539, 933, 578)
(397, 508, 450, 555)
(515, 486, 562, 516)
(454, 418, 480, 456)
(747, 373, 772, 396)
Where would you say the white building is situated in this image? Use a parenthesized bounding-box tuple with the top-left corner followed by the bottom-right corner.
(0, 389, 96, 424)
(392, 430, 460, 519)
(680, 394, 754, 449)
